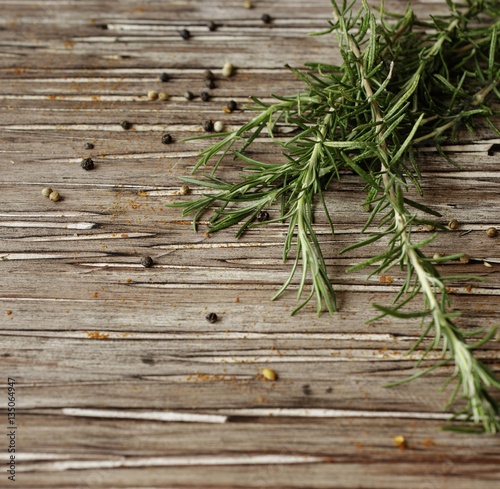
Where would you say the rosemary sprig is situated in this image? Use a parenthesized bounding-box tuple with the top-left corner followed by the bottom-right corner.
(170, 0, 500, 431)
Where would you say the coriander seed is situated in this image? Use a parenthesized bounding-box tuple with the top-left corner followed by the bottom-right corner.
(244, 0, 253, 8)
(158, 92, 169, 101)
(433, 252, 443, 260)
(121, 120, 132, 130)
(485, 227, 498, 238)
(460, 254, 471, 264)
(161, 133, 173, 144)
(84, 142, 94, 150)
(179, 185, 190, 196)
(262, 368, 277, 381)
(179, 28, 191, 40)
(42, 187, 52, 197)
(141, 256, 154, 268)
(81, 157, 94, 171)
(222, 61, 234, 78)
(448, 219, 458, 230)
(200, 91, 210, 102)
(49, 191, 60, 202)
(147, 90, 158, 101)
(206, 312, 218, 323)
(203, 120, 214, 132)
(261, 13, 272, 24)
(213, 120, 224, 132)
(160, 72, 170, 82)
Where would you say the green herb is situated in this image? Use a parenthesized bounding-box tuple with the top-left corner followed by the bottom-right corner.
(170, 0, 500, 432)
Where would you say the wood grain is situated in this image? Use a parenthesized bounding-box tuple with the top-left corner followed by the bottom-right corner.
(0, 1, 499, 488)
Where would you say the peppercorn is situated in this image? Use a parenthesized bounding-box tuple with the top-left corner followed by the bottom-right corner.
(42, 187, 52, 197)
(262, 368, 277, 381)
(121, 120, 132, 130)
(261, 13, 272, 24)
(158, 92, 169, 101)
(184, 90, 194, 100)
(80, 157, 94, 171)
(257, 210, 270, 222)
(147, 90, 158, 101)
(222, 61, 234, 78)
(213, 120, 224, 133)
(204, 79, 216, 89)
(179, 185, 190, 196)
(140, 256, 154, 268)
(485, 227, 498, 238)
(84, 142, 94, 150)
(203, 120, 214, 132)
(207, 21, 217, 31)
(204, 69, 215, 80)
(226, 100, 237, 112)
(179, 28, 191, 40)
(206, 312, 218, 323)
(161, 133, 173, 144)
(448, 219, 458, 230)
(160, 72, 170, 82)
(200, 91, 210, 102)
(49, 191, 60, 202)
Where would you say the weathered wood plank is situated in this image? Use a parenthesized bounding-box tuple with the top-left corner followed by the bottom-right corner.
(0, 0, 499, 487)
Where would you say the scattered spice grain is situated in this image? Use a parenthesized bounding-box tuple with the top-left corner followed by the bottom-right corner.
(448, 219, 459, 230)
(222, 61, 234, 77)
(141, 256, 154, 268)
(433, 252, 443, 260)
(179, 28, 191, 40)
(257, 210, 270, 222)
(204, 69, 215, 80)
(206, 312, 218, 323)
(203, 120, 214, 132)
(226, 100, 237, 112)
(207, 21, 217, 32)
(121, 120, 132, 130)
(213, 120, 224, 133)
(80, 157, 94, 171)
(147, 90, 158, 101)
(262, 368, 277, 381)
(158, 92, 169, 101)
(205, 79, 216, 89)
(49, 191, 60, 202)
(179, 185, 190, 196)
(41, 187, 52, 197)
(200, 91, 210, 102)
(84, 142, 94, 150)
(160, 72, 170, 82)
(184, 90, 194, 100)
(261, 13, 272, 24)
(485, 227, 498, 238)
(393, 435, 407, 450)
(161, 133, 173, 144)
(460, 254, 471, 264)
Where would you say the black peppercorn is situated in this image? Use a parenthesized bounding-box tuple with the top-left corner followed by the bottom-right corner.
(261, 13, 272, 24)
(204, 79, 216, 89)
(203, 120, 214, 132)
(227, 100, 237, 112)
(204, 69, 215, 80)
(206, 312, 218, 323)
(207, 21, 217, 31)
(80, 157, 94, 171)
(257, 210, 270, 222)
(84, 142, 94, 150)
(180, 28, 191, 40)
(141, 256, 154, 268)
(160, 72, 170, 82)
(200, 91, 210, 102)
(184, 90, 194, 100)
(121, 120, 132, 130)
(161, 133, 173, 144)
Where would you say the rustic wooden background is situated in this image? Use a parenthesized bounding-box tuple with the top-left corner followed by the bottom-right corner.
(1, 0, 499, 487)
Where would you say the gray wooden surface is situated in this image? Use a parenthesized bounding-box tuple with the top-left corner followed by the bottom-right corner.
(0, 0, 499, 487)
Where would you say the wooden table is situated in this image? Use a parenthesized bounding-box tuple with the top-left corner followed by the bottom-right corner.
(1, 1, 499, 487)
